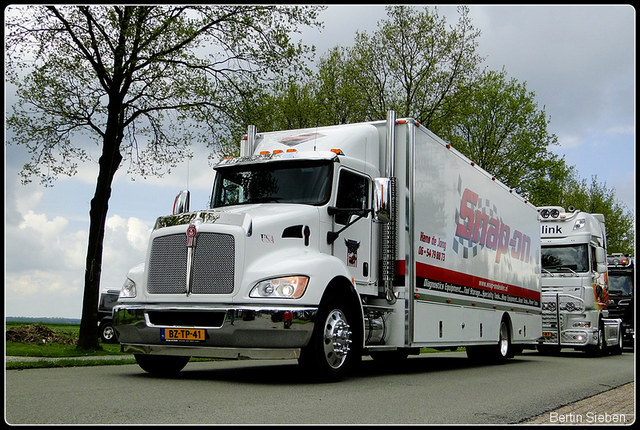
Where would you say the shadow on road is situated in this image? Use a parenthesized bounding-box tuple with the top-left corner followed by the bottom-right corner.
(124, 351, 542, 385)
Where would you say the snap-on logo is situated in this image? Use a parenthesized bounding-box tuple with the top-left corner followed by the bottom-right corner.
(454, 187, 532, 264)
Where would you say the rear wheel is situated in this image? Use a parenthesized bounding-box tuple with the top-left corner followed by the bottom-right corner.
(134, 354, 190, 375)
(466, 318, 511, 364)
(299, 295, 360, 382)
(494, 319, 511, 363)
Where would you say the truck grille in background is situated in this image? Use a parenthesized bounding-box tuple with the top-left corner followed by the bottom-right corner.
(147, 233, 235, 294)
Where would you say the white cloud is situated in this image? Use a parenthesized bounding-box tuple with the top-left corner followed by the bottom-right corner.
(5, 188, 154, 317)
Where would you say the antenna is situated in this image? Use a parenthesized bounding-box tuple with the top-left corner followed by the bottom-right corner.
(186, 157, 190, 191)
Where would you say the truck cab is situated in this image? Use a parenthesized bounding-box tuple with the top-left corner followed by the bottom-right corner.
(538, 206, 622, 355)
(607, 254, 634, 348)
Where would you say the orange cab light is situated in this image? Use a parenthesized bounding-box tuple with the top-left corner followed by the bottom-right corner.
(259, 150, 270, 155)
(330, 148, 344, 155)
(397, 119, 407, 124)
(286, 148, 297, 153)
(273, 149, 284, 154)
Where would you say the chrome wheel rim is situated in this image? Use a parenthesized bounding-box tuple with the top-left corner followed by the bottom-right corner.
(103, 326, 115, 340)
(322, 309, 352, 369)
(499, 322, 509, 357)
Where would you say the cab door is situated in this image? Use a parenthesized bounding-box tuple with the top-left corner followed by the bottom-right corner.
(332, 168, 373, 287)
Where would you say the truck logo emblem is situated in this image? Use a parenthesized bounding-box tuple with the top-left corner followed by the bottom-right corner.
(345, 239, 360, 267)
(186, 225, 197, 247)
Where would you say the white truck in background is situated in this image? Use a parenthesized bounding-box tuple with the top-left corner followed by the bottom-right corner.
(538, 206, 623, 355)
(114, 111, 542, 381)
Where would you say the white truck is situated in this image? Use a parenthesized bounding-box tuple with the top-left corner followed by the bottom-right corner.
(538, 206, 623, 355)
(113, 112, 542, 380)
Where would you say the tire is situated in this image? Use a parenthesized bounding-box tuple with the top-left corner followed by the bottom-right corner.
(466, 318, 511, 364)
(299, 295, 360, 382)
(493, 319, 511, 364)
(610, 323, 623, 355)
(586, 322, 605, 357)
(100, 321, 118, 344)
(134, 354, 190, 375)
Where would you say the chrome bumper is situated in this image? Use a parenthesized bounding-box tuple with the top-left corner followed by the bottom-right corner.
(113, 304, 317, 359)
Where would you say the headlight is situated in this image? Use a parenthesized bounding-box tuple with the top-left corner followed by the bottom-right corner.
(119, 278, 137, 298)
(573, 219, 586, 230)
(249, 276, 309, 299)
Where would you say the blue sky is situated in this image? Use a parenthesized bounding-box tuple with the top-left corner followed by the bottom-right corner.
(4, 5, 635, 318)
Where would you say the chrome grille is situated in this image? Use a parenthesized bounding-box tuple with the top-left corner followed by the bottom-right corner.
(148, 234, 188, 294)
(191, 233, 235, 294)
(147, 232, 235, 294)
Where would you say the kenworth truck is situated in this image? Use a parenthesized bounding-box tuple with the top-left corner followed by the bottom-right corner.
(607, 254, 634, 347)
(538, 207, 622, 355)
(113, 112, 542, 380)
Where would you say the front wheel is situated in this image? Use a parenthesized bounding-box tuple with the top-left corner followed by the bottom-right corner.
(299, 295, 360, 382)
(586, 322, 605, 357)
(610, 323, 623, 355)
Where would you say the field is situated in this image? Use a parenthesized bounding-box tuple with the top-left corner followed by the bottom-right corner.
(5, 321, 134, 369)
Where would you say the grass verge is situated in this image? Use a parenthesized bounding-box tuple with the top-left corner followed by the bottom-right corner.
(6, 322, 132, 370)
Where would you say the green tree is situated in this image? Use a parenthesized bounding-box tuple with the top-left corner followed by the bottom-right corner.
(6, 5, 323, 350)
(559, 175, 634, 254)
(314, 46, 369, 125)
(437, 69, 573, 203)
(237, 5, 484, 134)
(343, 5, 483, 125)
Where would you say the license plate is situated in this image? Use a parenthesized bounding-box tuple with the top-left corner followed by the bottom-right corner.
(543, 332, 554, 338)
(162, 328, 205, 342)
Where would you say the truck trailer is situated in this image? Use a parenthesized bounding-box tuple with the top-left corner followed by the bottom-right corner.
(538, 206, 623, 355)
(113, 112, 542, 380)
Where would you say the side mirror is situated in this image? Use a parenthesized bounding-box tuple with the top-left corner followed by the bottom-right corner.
(172, 190, 190, 215)
(373, 178, 392, 224)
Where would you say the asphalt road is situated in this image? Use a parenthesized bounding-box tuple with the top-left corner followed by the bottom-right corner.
(5, 350, 634, 425)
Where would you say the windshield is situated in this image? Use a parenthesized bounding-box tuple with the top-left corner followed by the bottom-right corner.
(541, 244, 590, 273)
(609, 274, 633, 296)
(211, 160, 333, 208)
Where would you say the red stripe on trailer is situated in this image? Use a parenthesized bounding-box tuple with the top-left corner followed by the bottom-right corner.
(415, 261, 540, 302)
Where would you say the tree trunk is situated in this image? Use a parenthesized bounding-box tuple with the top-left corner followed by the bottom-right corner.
(76, 111, 123, 350)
